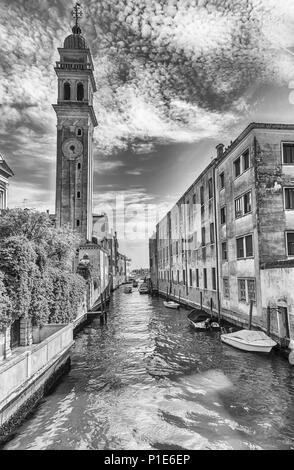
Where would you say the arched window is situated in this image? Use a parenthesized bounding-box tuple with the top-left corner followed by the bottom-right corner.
(77, 191, 81, 199)
(64, 82, 71, 100)
(77, 128, 82, 136)
(77, 83, 84, 101)
(77, 163, 81, 170)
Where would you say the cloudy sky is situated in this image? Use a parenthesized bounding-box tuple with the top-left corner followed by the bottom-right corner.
(2, 0, 294, 267)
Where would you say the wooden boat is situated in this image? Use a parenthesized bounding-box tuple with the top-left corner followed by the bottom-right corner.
(187, 309, 220, 331)
(163, 301, 180, 309)
(221, 329, 277, 353)
(139, 283, 148, 294)
(124, 285, 132, 294)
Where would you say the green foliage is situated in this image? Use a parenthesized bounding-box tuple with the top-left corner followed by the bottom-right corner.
(0, 209, 86, 330)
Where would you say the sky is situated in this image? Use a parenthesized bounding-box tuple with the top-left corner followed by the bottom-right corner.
(1, 0, 294, 268)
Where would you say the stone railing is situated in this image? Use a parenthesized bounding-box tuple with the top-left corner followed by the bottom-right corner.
(0, 323, 74, 408)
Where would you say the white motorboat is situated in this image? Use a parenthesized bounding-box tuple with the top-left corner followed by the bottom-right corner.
(163, 301, 180, 309)
(139, 283, 149, 294)
(221, 329, 277, 353)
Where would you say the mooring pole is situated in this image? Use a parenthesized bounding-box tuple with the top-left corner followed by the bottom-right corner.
(248, 300, 254, 330)
(210, 298, 213, 318)
(267, 306, 271, 336)
(200, 292, 203, 311)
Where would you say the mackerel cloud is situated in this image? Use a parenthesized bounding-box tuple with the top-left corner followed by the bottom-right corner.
(1, 0, 294, 157)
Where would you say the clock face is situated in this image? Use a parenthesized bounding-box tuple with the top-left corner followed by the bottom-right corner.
(62, 138, 83, 160)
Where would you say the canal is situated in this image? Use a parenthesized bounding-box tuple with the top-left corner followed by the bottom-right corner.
(3, 287, 294, 450)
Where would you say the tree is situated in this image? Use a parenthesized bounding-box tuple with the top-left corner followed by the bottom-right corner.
(0, 209, 86, 328)
(0, 272, 12, 331)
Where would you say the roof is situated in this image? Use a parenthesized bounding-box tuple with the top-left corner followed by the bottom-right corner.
(0, 154, 14, 178)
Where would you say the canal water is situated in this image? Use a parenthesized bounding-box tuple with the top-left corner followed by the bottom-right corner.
(3, 288, 294, 450)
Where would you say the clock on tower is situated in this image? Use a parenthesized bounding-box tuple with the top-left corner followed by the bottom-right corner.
(53, 3, 98, 241)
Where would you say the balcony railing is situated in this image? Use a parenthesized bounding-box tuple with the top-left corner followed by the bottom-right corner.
(55, 62, 92, 71)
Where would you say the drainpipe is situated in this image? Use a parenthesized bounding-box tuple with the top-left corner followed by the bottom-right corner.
(213, 153, 221, 322)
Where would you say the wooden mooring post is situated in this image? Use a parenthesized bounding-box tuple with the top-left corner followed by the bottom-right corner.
(166, 286, 169, 301)
(248, 300, 254, 330)
(210, 298, 213, 318)
(267, 306, 271, 336)
(200, 292, 203, 311)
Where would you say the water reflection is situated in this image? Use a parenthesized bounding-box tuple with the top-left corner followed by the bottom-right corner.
(3, 289, 294, 450)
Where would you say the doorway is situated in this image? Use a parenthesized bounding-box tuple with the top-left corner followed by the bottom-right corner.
(277, 307, 290, 347)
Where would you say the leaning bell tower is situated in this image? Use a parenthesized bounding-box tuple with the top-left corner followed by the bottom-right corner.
(53, 3, 98, 241)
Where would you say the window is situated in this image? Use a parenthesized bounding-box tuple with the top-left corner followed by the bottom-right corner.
(77, 191, 81, 199)
(77, 219, 80, 227)
(236, 234, 253, 259)
(238, 279, 247, 302)
(208, 178, 213, 199)
(200, 186, 204, 215)
(219, 172, 225, 189)
(235, 196, 243, 219)
(238, 278, 256, 304)
(196, 269, 199, 288)
(247, 279, 256, 302)
(235, 191, 252, 218)
(77, 82, 84, 101)
(210, 223, 215, 244)
(212, 268, 216, 291)
(176, 241, 179, 256)
(203, 269, 207, 289)
(77, 128, 82, 136)
(234, 157, 241, 178)
(64, 82, 71, 100)
(283, 143, 294, 164)
(243, 149, 250, 171)
(223, 278, 230, 299)
(183, 270, 186, 285)
(192, 194, 196, 205)
(245, 235, 253, 257)
(0, 190, 4, 210)
(177, 270, 180, 284)
(201, 227, 206, 246)
(236, 237, 244, 259)
(189, 269, 193, 287)
(244, 191, 252, 214)
(77, 162, 81, 170)
(286, 232, 294, 256)
(285, 188, 294, 210)
(220, 206, 226, 225)
(222, 242, 227, 261)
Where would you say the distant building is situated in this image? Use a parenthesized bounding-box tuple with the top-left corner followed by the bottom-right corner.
(0, 153, 14, 210)
(150, 123, 294, 347)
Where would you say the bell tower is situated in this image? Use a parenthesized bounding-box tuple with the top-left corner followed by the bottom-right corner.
(53, 3, 97, 241)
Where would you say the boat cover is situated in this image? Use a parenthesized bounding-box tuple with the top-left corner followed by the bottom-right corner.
(226, 330, 275, 344)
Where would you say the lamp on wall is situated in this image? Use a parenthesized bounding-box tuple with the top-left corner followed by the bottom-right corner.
(273, 181, 282, 192)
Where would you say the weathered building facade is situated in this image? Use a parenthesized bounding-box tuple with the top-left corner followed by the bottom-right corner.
(150, 123, 294, 346)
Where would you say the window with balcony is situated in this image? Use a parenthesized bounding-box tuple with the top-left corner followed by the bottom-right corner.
(200, 186, 204, 215)
(189, 269, 193, 287)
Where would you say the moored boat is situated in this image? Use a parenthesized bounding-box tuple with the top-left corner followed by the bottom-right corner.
(139, 283, 148, 294)
(132, 280, 138, 288)
(163, 301, 180, 309)
(124, 285, 132, 294)
(187, 309, 220, 331)
(221, 329, 277, 353)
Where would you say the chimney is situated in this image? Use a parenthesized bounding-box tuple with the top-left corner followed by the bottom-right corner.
(216, 143, 224, 159)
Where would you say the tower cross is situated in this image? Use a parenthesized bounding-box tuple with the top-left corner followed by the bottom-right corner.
(72, 2, 83, 28)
